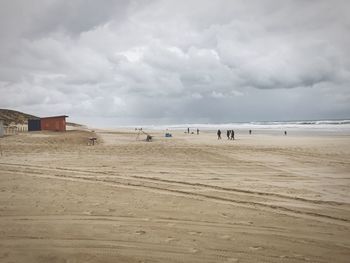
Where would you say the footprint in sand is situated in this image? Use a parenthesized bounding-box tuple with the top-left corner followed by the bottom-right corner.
(83, 211, 92, 215)
(165, 237, 177, 243)
(135, 230, 146, 235)
(188, 248, 199, 253)
(226, 258, 239, 262)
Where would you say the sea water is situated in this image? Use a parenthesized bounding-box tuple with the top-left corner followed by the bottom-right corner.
(132, 119, 350, 135)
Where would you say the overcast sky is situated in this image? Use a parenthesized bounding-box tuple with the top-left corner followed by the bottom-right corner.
(0, 0, 349, 126)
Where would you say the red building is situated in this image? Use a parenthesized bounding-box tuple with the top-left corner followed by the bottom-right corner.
(41, 115, 68, 132)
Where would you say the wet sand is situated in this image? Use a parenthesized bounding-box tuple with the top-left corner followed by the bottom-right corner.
(0, 129, 349, 262)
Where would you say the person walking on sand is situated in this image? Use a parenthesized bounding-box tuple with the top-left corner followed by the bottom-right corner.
(187, 127, 190, 134)
(231, 130, 235, 140)
(226, 130, 230, 140)
(197, 128, 199, 135)
(249, 129, 252, 135)
(284, 131, 287, 136)
(217, 129, 222, 140)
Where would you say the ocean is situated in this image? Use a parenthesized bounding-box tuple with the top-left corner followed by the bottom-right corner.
(132, 119, 350, 135)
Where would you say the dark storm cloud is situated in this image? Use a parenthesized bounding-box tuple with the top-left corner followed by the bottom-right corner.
(0, 0, 349, 125)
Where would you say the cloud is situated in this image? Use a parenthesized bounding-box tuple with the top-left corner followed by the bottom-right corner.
(0, 0, 349, 125)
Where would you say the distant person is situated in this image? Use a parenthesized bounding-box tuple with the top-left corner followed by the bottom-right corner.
(284, 131, 287, 136)
(231, 130, 235, 140)
(197, 128, 199, 135)
(187, 127, 190, 134)
(217, 129, 222, 140)
(226, 130, 230, 140)
(249, 129, 252, 135)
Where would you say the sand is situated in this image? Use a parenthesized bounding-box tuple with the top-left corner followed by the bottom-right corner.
(0, 128, 349, 262)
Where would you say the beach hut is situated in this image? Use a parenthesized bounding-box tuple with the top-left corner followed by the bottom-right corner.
(28, 119, 41, 131)
(41, 115, 68, 132)
(0, 120, 4, 137)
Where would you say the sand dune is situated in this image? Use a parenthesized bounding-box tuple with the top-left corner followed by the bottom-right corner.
(0, 129, 349, 262)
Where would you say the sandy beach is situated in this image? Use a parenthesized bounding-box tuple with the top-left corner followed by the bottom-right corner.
(0, 128, 349, 262)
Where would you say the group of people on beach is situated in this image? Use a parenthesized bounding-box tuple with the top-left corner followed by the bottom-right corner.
(217, 129, 235, 140)
(186, 128, 200, 135)
(186, 128, 287, 140)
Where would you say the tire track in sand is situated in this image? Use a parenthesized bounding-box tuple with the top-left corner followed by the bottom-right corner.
(0, 162, 344, 206)
(1, 162, 349, 225)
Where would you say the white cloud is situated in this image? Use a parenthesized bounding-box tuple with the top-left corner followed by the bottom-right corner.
(0, 0, 349, 126)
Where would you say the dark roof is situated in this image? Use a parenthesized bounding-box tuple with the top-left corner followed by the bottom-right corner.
(41, 115, 68, 119)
